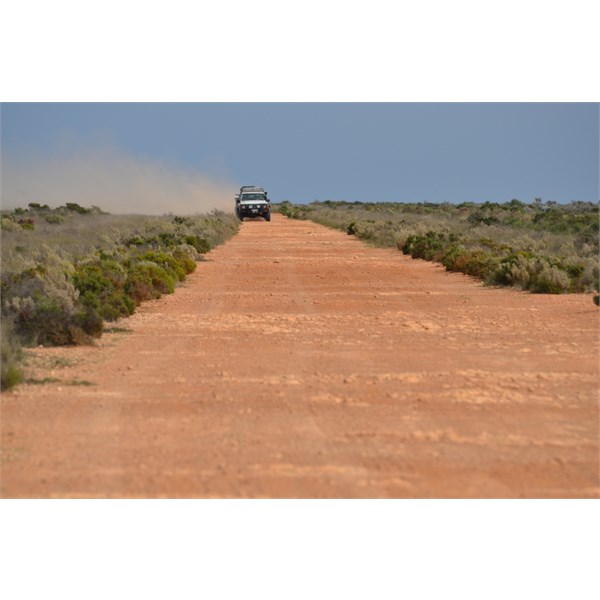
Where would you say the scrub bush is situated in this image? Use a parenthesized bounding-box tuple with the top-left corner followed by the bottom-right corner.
(65, 202, 91, 214)
(18, 219, 35, 230)
(74, 260, 135, 321)
(1, 216, 21, 231)
(172, 246, 198, 274)
(1, 321, 23, 390)
(531, 264, 572, 294)
(140, 251, 187, 282)
(7, 294, 102, 346)
(403, 231, 446, 261)
(185, 235, 211, 254)
(0, 203, 240, 388)
(124, 262, 175, 304)
(493, 253, 537, 288)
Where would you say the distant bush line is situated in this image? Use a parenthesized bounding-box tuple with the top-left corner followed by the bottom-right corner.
(275, 199, 599, 296)
(1, 203, 239, 390)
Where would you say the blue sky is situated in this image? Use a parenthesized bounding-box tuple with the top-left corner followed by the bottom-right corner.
(1, 103, 598, 209)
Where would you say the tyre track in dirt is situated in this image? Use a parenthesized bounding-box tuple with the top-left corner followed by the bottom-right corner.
(1, 214, 598, 497)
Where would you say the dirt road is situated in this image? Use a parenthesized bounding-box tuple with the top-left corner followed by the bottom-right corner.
(1, 214, 598, 497)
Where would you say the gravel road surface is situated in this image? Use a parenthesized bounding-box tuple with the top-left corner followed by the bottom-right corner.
(2, 214, 598, 497)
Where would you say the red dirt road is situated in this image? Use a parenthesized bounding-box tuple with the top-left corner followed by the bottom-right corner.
(1, 214, 598, 497)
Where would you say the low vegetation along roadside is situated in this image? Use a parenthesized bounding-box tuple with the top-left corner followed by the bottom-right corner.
(276, 199, 599, 297)
(1, 203, 239, 390)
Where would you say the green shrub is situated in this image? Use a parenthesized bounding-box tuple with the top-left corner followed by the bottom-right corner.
(158, 232, 176, 246)
(462, 251, 499, 279)
(1, 321, 23, 390)
(441, 243, 468, 271)
(172, 247, 197, 274)
(73, 260, 134, 321)
(124, 273, 156, 305)
(184, 235, 211, 254)
(493, 253, 536, 288)
(18, 219, 35, 230)
(64, 202, 91, 214)
(73, 308, 104, 338)
(28, 202, 50, 211)
(140, 250, 186, 282)
(10, 294, 100, 346)
(403, 231, 446, 261)
(125, 262, 175, 304)
(531, 264, 571, 294)
(125, 236, 145, 247)
(468, 210, 500, 226)
(78, 288, 134, 321)
(74, 264, 114, 297)
(1, 216, 21, 231)
(111, 293, 135, 319)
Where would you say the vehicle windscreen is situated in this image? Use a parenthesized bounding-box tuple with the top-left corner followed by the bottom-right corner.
(241, 194, 266, 201)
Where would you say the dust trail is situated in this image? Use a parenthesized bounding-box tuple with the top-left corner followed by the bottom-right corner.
(1, 141, 236, 215)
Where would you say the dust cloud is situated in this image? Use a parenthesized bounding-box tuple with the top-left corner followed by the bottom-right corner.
(1, 143, 236, 215)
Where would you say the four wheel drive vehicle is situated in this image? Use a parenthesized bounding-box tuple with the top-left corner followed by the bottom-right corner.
(235, 186, 271, 221)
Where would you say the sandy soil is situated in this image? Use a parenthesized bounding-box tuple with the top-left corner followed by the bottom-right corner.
(1, 214, 598, 498)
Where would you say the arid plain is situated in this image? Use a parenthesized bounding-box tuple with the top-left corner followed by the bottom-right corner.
(2, 214, 598, 498)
